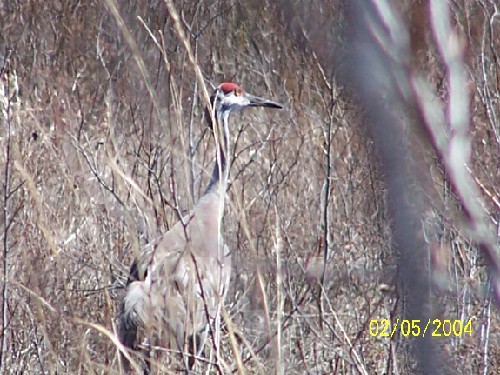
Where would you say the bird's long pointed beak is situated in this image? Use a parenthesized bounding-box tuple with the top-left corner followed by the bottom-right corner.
(246, 94, 284, 109)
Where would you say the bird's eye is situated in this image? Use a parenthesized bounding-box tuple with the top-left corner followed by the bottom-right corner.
(234, 90, 240, 96)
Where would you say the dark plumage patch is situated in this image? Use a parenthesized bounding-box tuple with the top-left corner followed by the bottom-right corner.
(127, 260, 147, 285)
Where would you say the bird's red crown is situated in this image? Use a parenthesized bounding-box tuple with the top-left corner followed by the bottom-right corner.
(218, 82, 243, 95)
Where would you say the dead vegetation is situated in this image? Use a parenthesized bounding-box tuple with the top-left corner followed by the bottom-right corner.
(1, 0, 500, 374)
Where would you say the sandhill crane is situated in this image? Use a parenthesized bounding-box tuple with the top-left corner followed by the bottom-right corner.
(117, 82, 283, 373)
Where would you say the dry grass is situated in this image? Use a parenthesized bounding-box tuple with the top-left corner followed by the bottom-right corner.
(1, 0, 500, 374)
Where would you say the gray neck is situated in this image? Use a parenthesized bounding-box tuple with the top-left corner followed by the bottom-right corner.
(204, 110, 230, 195)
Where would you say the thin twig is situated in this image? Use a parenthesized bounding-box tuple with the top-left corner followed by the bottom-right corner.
(0, 53, 12, 374)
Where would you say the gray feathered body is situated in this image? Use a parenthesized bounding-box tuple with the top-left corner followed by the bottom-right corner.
(118, 190, 231, 371)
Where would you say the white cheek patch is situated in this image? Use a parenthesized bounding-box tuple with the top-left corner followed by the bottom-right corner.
(224, 95, 249, 109)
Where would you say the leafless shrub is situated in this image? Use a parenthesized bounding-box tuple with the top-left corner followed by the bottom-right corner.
(0, 0, 499, 374)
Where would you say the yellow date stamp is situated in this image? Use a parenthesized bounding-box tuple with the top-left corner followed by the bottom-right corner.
(369, 319, 473, 338)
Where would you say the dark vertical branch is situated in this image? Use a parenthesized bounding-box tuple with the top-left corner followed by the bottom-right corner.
(317, 87, 335, 330)
(320, 97, 334, 283)
(0, 52, 12, 373)
(339, 1, 444, 373)
(188, 70, 198, 202)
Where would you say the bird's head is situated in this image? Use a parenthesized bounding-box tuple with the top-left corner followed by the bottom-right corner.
(210, 82, 283, 115)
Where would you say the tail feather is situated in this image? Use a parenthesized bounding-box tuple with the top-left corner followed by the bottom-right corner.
(118, 281, 146, 372)
(118, 301, 137, 372)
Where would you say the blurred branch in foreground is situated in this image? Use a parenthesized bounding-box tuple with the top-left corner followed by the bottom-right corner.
(416, 0, 500, 301)
(336, 0, 500, 373)
(340, 0, 441, 372)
